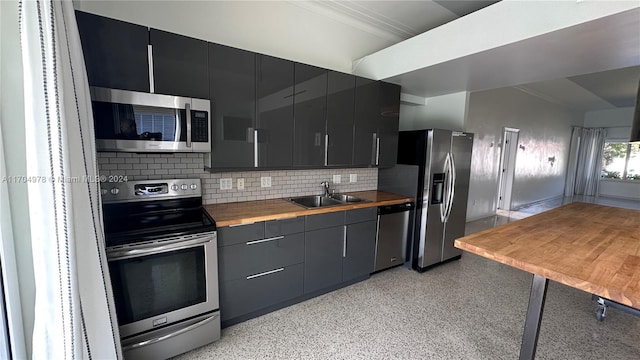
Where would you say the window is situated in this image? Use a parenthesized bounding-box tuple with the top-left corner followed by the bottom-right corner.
(601, 142, 640, 181)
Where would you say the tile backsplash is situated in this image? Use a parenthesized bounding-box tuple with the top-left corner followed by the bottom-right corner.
(97, 152, 378, 204)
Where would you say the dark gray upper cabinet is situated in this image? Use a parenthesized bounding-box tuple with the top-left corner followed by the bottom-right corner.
(377, 81, 401, 168)
(353, 77, 401, 168)
(150, 29, 208, 99)
(76, 11, 209, 99)
(343, 221, 377, 282)
(257, 55, 294, 168)
(326, 71, 356, 166)
(208, 43, 256, 169)
(353, 77, 379, 166)
(293, 64, 327, 167)
(75, 11, 149, 92)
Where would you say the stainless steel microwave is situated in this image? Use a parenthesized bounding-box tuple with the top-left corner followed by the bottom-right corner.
(90, 87, 210, 153)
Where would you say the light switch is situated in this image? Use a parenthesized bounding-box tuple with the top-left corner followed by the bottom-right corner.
(237, 178, 245, 190)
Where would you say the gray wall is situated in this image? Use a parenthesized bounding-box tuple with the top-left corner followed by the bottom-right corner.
(399, 92, 468, 131)
(465, 87, 584, 220)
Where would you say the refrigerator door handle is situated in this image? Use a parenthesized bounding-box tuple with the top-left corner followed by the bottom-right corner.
(446, 153, 457, 222)
(440, 153, 450, 223)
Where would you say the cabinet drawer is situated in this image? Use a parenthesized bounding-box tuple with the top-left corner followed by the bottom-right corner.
(220, 263, 303, 321)
(218, 222, 265, 247)
(265, 217, 304, 237)
(218, 233, 304, 282)
(305, 211, 344, 231)
(345, 207, 377, 224)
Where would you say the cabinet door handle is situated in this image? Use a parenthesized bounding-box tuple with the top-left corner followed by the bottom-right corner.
(324, 134, 329, 166)
(254, 129, 259, 167)
(371, 132, 377, 165)
(375, 136, 380, 166)
(185, 103, 192, 148)
(147, 44, 155, 93)
(343, 225, 347, 258)
(246, 236, 284, 245)
(246, 267, 284, 280)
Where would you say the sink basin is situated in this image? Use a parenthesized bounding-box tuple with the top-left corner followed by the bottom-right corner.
(288, 195, 343, 208)
(330, 193, 368, 203)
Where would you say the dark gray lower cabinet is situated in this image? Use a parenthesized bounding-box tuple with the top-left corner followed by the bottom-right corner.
(220, 264, 303, 321)
(304, 209, 377, 294)
(343, 221, 377, 282)
(218, 209, 377, 325)
(303, 226, 345, 294)
(219, 233, 304, 282)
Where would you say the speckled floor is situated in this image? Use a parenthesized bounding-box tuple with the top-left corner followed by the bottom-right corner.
(175, 196, 640, 360)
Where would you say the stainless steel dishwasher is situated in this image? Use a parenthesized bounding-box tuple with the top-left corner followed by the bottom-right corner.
(375, 202, 414, 272)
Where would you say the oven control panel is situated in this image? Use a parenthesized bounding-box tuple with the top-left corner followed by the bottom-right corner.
(101, 178, 202, 203)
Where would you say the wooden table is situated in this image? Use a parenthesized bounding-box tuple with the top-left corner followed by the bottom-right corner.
(454, 202, 640, 360)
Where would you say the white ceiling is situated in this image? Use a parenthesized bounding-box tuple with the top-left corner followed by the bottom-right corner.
(75, 0, 639, 113)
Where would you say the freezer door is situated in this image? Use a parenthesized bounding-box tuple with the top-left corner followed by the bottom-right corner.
(417, 129, 451, 268)
(442, 132, 474, 261)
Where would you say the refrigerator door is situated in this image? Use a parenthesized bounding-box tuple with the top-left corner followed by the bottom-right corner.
(417, 129, 451, 269)
(442, 132, 474, 261)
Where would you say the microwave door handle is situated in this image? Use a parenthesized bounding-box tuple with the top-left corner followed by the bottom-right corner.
(185, 103, 192, 147)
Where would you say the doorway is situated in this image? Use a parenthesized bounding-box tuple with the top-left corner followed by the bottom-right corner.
(497, 128, 519, 211)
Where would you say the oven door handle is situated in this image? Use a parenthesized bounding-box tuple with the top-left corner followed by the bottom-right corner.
(107, 235, 213, 261)
(122, 313, 219, 351)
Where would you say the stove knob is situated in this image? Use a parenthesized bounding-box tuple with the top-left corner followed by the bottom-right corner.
(171, 184, 179, 191)
(100, 188, 108, 196)
(190, 184, 197, 190)
(181, 184, 188, 190)
(110, 187, 119, 195)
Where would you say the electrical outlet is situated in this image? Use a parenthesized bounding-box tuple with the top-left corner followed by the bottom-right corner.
(333, 174, 341, 184)
(349, 174, 357, 183)
(237, 178, 245, 190)
(260, 176, 271, 188)
(220, 178, 232, 190)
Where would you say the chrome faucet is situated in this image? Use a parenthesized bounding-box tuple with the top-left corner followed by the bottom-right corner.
(320, 181, 330, 197)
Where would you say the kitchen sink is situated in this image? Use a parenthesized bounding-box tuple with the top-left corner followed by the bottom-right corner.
(287, 195, 343, 208)
(287, 194, 369, 208)
(330, 193, 368, 203)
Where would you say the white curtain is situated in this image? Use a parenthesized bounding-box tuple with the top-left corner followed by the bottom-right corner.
(575, 128, 607, 196)
(19, 0, 121, 358)
(563, 126, 582, 197)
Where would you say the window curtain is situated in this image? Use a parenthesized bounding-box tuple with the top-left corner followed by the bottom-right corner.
(563, 126, 582, 197)
(574, 128, 607, 196)
(19, 0, 121, 358)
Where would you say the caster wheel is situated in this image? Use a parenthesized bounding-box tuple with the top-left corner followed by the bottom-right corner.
(596, 306, 607, 321)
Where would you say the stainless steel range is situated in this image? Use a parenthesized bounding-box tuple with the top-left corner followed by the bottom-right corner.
(101, 178, 219, 360)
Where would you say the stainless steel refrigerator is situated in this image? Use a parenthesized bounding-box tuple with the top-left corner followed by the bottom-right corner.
(378, 129, 474, 272)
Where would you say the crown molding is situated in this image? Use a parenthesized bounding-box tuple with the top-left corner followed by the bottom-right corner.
(288, 0, 412, 42)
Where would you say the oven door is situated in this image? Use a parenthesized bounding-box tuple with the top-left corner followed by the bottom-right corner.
(106, 232, 218, 338)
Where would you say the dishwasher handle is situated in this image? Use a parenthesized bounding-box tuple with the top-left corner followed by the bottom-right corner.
(378, 202, 414, 215)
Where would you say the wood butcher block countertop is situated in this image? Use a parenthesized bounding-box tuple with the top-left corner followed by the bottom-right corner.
(204, 190, 413, 227)
(455, 202, 640, 309)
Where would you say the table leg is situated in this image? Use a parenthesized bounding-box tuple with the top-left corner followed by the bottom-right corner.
(519, 274, 549, 360)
